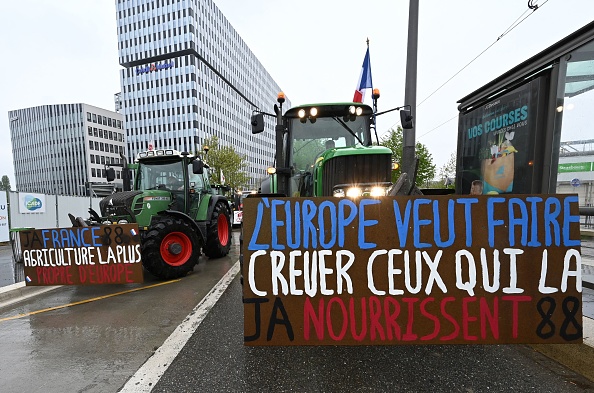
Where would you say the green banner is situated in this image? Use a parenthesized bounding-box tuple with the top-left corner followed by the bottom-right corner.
(558, 162, 592, 173)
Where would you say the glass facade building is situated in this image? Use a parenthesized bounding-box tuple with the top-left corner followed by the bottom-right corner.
(9, 104, 126, 196)
(115, 0, 288, 188)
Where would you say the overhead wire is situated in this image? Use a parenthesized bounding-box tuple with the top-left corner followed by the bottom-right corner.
(381, 0, 550, 140)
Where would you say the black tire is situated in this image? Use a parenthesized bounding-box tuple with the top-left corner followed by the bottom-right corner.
(203, 201, 232, 258)
(141, 216, 200, 280)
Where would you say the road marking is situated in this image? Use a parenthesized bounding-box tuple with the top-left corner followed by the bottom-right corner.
(0, 280, 181, 323)
(120, 261, 240, 393)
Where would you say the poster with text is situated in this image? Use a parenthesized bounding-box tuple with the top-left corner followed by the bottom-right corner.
(20, 224, 144, 285)
(243, 195, 582, 346)
(457, 74, 549, 195)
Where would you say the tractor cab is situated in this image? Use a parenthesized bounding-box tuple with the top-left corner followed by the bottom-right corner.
(134, 149, 208, 216)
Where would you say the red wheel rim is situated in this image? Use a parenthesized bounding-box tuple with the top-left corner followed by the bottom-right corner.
(217, 214, 229, 246)
(160, 232, 192, 266)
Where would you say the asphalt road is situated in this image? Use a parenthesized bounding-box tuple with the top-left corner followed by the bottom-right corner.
(152, 276, 594, 393)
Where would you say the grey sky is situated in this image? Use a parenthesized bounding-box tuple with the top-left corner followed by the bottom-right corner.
(1, 0, 593, 187)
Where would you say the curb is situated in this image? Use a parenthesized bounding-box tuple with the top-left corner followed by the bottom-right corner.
(0, 282, 61, 309)
(530, 316, 594, 382)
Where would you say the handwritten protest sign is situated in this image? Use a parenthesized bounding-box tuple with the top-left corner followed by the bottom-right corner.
(20, 224, 143, 285)
(242, 195, 582, 345)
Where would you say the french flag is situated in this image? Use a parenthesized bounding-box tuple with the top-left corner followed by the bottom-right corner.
(353, 47, 373, 103)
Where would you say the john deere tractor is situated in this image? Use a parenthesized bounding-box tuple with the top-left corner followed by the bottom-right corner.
(249, 92, 413, 197)
(73, 149, 232, 280)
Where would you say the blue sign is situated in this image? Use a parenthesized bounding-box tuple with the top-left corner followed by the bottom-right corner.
(571, 178, 581, 187)
(135, 61, 175, 75)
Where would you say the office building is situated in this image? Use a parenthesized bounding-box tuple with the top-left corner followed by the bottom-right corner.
(9, 104, 126, 196)
(115, 0, 288, 188)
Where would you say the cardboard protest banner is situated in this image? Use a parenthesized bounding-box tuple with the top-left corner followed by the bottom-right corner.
(20, 224, 143, 285)
(242, 195, 582, 346)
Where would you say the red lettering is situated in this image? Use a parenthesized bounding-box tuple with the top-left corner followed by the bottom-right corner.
(420, 297, 440, 341)
(125, 265, 135, 283)
(502, 295, 532, 338)
(383, 297, 401, 341)
(480, 297, 499, 340)
(462, 297, 478, 341)
(348, 297, 367, 341)
(440, 297, 460, 341)
(369, 296, 385, 341)
(326, 297, 348, 341)
(79, 265, 87, 283)
(402, 298, 418, 341)
(303, 298, 324, 340)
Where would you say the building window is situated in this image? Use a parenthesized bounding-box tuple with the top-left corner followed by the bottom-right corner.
(92, 114, 97, 123)
(87, 112, 91, 121)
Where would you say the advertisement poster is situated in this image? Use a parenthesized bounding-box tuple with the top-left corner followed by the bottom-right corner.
(0, 193, 8, 242)
(243, 196, 582, 346)
(457, 75, 547, 195)
(18, 192, 46, 214)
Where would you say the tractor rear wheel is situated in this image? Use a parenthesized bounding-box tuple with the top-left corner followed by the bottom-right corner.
(142, 216, 200, 279)
(204, 201, 231, 258)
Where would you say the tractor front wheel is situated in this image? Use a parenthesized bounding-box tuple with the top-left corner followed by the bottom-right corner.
(142, 216, 200, 279)
(203, 201, 231, 258)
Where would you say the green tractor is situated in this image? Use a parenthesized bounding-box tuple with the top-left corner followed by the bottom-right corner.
(249, 92, 413, 197)
(73, 149, 232, 280)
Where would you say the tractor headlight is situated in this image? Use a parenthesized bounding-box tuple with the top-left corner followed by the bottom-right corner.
(370, 186, 388, 197)
(118, 219, 129, 224)
(355, 106, 363, 116)
(346, 187, 362, 198)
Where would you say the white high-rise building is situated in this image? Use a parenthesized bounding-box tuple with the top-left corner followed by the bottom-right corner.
(115, 0, 288, 188)
(9, 104, 126, 196)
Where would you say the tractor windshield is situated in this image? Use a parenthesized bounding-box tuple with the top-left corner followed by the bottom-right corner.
(289, 115, 370, 172)
(137, 160, 185, 191)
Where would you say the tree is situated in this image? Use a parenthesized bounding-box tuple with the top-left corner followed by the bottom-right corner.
(201, 136, 250, 190)
(0, 176, 11, 192)
(438, 152, 457, 189)
(380, 126, 436, 187)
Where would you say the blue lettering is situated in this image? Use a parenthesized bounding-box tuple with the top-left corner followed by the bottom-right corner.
(41, 229, 51, 249)
(526, 196, 542, 247)
(413, 199, 432, 248)
(433, 199, 455, 247)
(544, 197, 561, 246)
(563, 195, 580, 246)
(456, 198, 478, 247)
(248, 199, 269, 251)
(302, 200, 317, 248)
(91, 226, 102, 247)
(286, 201, 301, 249)
(393, 200, 412, 247)
(318, 201, 336, 248)
(51, 229, 60, 248)
(338, 199, 357, 247)
(508, 198, 528, 247)
(358, 199, 380, 249)
(270, 199, 285, 250)
(487, 197, 506, 247)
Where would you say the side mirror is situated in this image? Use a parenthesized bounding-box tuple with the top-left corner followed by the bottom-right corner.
(400, 109, 414, 129)
(193, 160, 204, 174)
(106, 167, 116, 182)
(251, 113, 265, 134)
